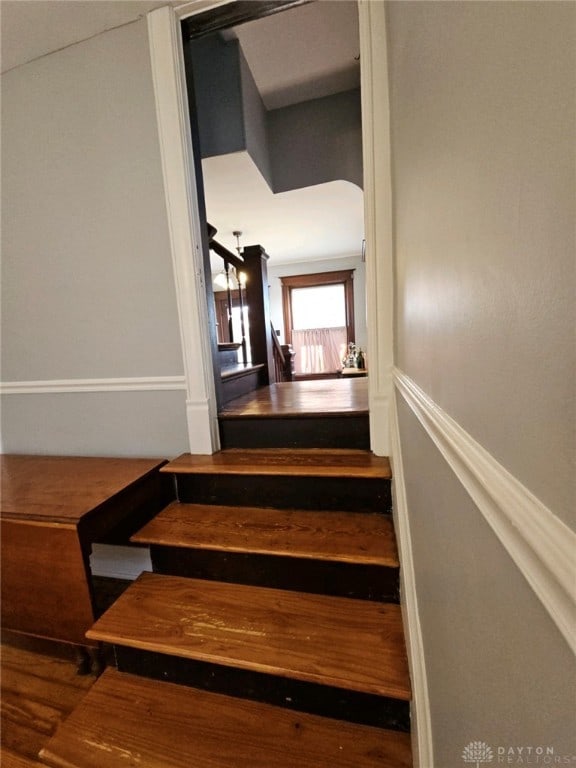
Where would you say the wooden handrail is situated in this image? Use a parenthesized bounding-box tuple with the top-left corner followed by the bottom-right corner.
(271, 323, 295, 382)
(271, 323, 286, 365)
(208, 223, 244, 269)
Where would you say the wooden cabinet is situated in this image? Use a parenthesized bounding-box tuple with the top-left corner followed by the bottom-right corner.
(1, 456, 172, 649)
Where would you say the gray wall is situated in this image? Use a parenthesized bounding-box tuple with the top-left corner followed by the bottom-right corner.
(397, 397, 575, 766)
(269, 89, 363, 193)
(388, 0, 575, 762)
(1, 18, 189, 457)
(390, 0, 575, 528)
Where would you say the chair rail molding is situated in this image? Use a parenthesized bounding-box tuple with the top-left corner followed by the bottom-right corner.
(390, 388, 434, 768)
(0, 376, 186, 394)
(359, 0, 394, 456)
(394, 367, 576, 655)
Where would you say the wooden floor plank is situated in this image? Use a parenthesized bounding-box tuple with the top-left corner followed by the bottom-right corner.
(40, 668, 412, 768)
(0, 747, 45, 767)
(219, 378, 368, 418)
(87, 573, 410, 700)
(132, 502, 399, 567)
(0, 643, 94, 761)
(162, 448, 391, 479)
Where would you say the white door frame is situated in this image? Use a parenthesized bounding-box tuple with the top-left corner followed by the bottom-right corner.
(146, 0, 394, 456)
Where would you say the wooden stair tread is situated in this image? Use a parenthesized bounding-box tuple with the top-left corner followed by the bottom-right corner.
(87, 573, 410, 700)
(162, 449, 391, 479)
(40, 668, 412, 768)
(131, 502, 399, 567)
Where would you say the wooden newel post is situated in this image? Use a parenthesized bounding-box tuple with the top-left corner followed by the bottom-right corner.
(281, 344, 295, 381)
(242, 245, 274, 384)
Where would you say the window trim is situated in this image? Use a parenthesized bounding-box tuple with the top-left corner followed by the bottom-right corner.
(281, 270, 355, 346)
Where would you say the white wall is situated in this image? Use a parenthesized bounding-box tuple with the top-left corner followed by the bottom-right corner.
(268, 255, 367, 351)
(1, 18, 189, 457)
(388, 1, 575, 763)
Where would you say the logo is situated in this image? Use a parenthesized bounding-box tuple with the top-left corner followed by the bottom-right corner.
(463, 741, 494, 767)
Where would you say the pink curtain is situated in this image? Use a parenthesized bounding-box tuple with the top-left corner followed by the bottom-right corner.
(291, 327, 348, 374)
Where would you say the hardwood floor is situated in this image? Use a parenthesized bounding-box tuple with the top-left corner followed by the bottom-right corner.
(0, 641, 94, 762)
(219, 378, 368, 418)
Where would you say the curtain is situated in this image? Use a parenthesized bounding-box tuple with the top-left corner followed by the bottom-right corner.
(291, 327, 348, 374)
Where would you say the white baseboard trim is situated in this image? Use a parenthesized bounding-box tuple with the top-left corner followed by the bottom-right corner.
(369, 391, 391, 456)
(186, 397, 220, 454)
(90, 544, 152, 581)
(390, 388, 434, 768)
(0, 376, 186, 395)
(394, 367, 576, 655)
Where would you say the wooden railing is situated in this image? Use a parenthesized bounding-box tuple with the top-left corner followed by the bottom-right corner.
(271, 324, 295, 382)
(209, 225, 248, 366)
(209, 226, 280, 390)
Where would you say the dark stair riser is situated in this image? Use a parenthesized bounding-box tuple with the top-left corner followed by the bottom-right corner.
(175, 474, 392, 514)
(87, 471, 175, 545)
(219, 415, 370, 450)
(113, 646, 410, 733)
(150, 546, 400, 603)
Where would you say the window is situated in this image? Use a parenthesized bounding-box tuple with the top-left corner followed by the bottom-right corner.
(281, 270, 355, 375)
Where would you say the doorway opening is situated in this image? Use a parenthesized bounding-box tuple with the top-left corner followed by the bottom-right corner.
(180, 0, 368, 437)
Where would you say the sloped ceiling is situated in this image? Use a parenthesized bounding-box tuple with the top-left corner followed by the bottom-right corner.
(228, 1, 360, 110)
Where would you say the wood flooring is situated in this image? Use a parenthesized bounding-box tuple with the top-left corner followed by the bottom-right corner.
(0, 642, 94, 762)
(219, 378, 368, 418)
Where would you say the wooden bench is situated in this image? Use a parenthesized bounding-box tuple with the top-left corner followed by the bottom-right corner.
(1, 455, 172, 672)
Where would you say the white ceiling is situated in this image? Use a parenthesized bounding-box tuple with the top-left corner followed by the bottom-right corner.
(203, 152, 364, 270)
(230, 1, 360, 110)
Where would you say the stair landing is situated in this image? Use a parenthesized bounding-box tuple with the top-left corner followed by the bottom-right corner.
(40, 668, 412, 768)
(218, 379, 370, 449)
(219, 378, 369, 418)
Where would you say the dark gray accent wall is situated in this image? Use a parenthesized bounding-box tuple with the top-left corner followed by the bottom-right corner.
(189, 36, 245, 159)
(188, 34, 362, 192)
(239, 46, 273, 188)
(268, 89, 362, 192)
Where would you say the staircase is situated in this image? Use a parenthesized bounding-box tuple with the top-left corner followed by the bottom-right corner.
(39, 442, 412, 766)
